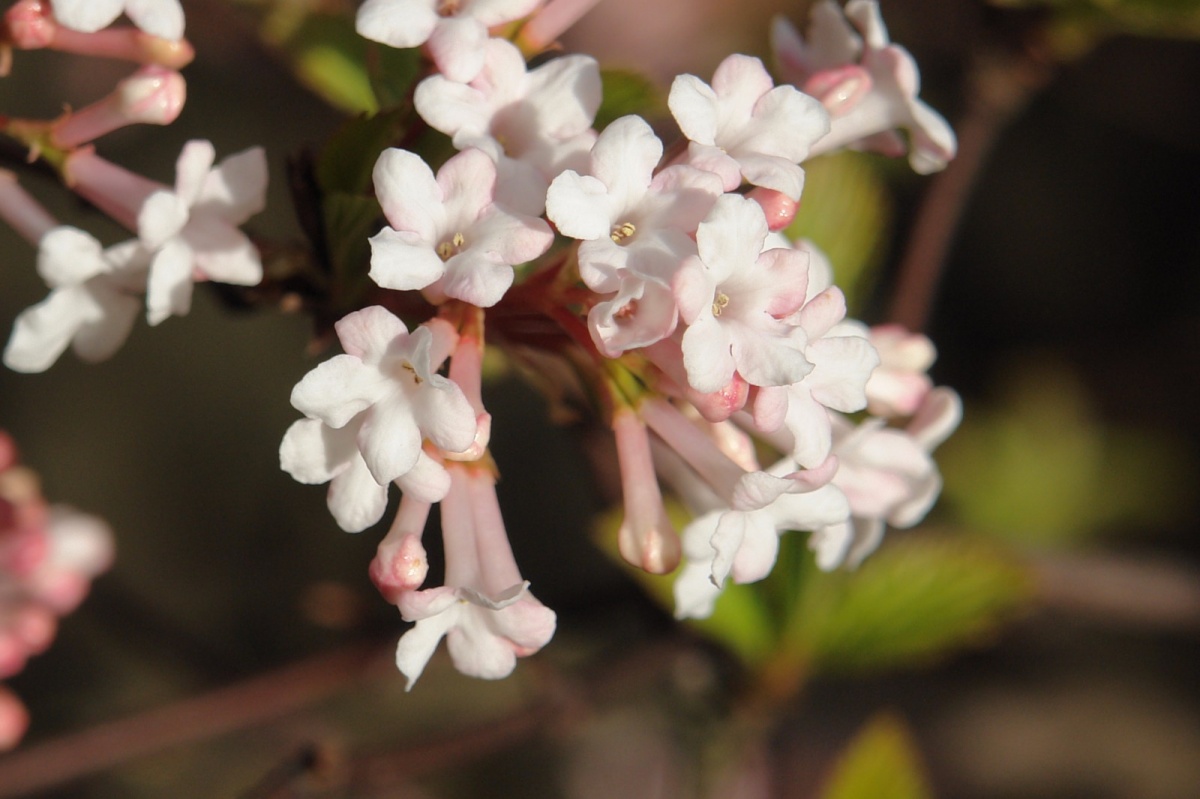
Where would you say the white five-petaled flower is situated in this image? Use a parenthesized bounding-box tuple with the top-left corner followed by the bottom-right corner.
(669, 54, 830, 200)
(4, 227, 148, 373)
(368, 147, 553, 308)
(50, 0, 184, 40)
(673, 194, 813, 394)
(356, 0, 546, 83)
(414, 38, 601, 215)
(546, 115, 722, 356)
(286, 308, 477, 503)
(772, 1, 957, 173)
(136, 140, 267, 325)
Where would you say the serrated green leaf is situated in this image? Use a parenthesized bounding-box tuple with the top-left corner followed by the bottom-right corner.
(784, 534, 1031, 675)
(786, 151, 890, 314)
(819, 713, 934, 799)
(595, 69, 666, 131)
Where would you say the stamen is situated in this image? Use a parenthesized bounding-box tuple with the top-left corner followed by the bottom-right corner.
(712, 292, 730, 317)
(609, 221, 636, 244)
(437, 232, 466, 262)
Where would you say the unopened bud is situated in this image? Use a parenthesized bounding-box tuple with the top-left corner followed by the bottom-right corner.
(369, 533, 429, 604)
(747, 187, 799, 232)
(804, 65, 872, 117)
(117, 66, 186, 124)
(52, 66, 186, 148)
(4, 0, 55, 50)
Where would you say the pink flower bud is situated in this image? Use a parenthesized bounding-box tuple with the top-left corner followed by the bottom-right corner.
(747, 187, 799, 232)
(52, 66, 185, 148)
(370, 533, 430, 604)
(4, 0, 56, 49)
(803, 65, 873, 117)
(517, 0, 603, 52)
(613, 408, 680, 574)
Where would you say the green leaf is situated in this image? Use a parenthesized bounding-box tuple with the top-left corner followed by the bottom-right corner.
(276, 13, 379, 114)
(784, 534, 1031, 675)
(785, 151, 890, 314)
(595, 69, 666, 131)
(322, 192, 382, 312)
(316, 110, 405, 195)
(367, 44, 422, 110)
(819, 713, 934, 799)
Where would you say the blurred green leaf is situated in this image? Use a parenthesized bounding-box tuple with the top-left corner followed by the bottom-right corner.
(274, 13, 379, 114)
(784, 534, 1032, 675)
(938, 360, 1194, 546)
(993, 0, 1200, 42)
(819, 713, 934, 799)
(785, 151, 891, 313)
(367, 45, 423, 110)
(595, 69, 666, 131)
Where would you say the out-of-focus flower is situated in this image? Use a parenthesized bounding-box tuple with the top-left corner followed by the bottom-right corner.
(356, 0, 546, 83)
(773, 0, 956, 173)
(50, 0, 185, 40)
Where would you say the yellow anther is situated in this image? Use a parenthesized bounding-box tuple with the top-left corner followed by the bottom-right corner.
(610, 222, 637, 244)
(437, 232, 466, 262)
(712, 292, 730, 317)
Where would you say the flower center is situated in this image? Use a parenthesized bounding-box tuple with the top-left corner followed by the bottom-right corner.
(610, 222, 636, 244)
(437, 0, 462, 17)
(437, 232, 466, 261)
(394, 360, 423, 385)
(712, 292, 730, 317)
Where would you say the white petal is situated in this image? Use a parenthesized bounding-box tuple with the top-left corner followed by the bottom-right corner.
(145, 237, 194, 325)
(125, 0, 185, 39)
(372, 149, 443, 243)
(174, 140, 216, 207)
(279, 418, 354, 484)
(356, 0, 438, 48)
(359, 396, 424, 485)
(3, 287, 93, 372)
(37, 227, 108, 287)
(72, 283, 140, 362)
(368, 228, 446, 292)
(290, 355, 387, 427)
(327, 453, 390, 533)
(49, 0, 123, 33)
(195, 146, 268, 224)
(137, 190, 188, 248)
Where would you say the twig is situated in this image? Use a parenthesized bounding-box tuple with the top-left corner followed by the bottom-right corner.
(887, 51, 1054, 332)
(0, 641, 391, 797)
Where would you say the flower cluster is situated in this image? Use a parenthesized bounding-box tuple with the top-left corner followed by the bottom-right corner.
(278, 0, 960, 687)
(0, 0, 267, 372)
(0, 430, 113, 750)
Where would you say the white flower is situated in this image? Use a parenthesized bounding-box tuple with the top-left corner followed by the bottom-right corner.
(673, 194, 813, 394)
(367, 148, 553, 308)
(669, 54, 830, 199)
(773, 1, 957, 173)
(415, 38, 601, 214)
(4, 228, 146, 373)
(136, 140, 267, 325)
(51, 0, 185, 40)
(280, 415, 452, 533)
(287, 309, 477, 490)
(673, 457, 850, 619)
(357, 0, 546, 83)
(822, 386, 962, 568)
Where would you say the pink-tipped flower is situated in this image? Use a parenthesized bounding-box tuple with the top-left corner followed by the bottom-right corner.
(51, 66, 185, 148)
(393, 463, 556, 689)
(6, 1, 193, 66)
(370, 496, 434, 603)
(773, 2, 957, 173)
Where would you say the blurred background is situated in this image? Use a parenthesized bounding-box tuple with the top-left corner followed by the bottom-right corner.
(0, 0, 1198, 796)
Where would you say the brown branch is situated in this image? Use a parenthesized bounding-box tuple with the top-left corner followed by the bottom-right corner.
(887, 51, 1054, 332)
(0, 641, 392, 798)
